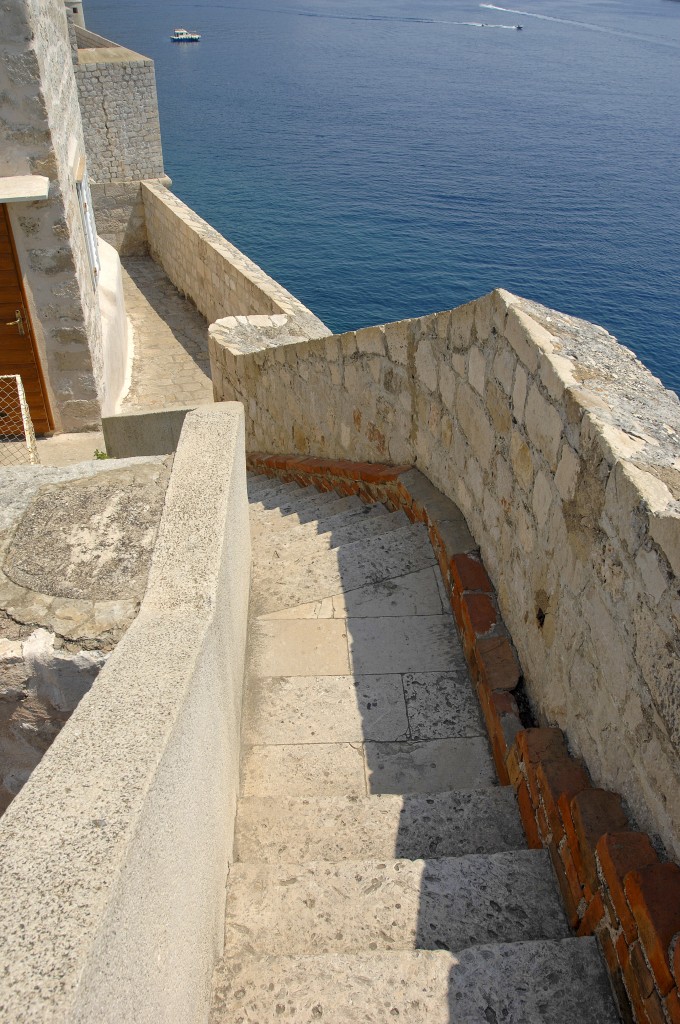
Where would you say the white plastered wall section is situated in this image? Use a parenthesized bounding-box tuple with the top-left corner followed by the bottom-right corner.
(0, 404, 251, 1024)
(210, 288, 680, 863)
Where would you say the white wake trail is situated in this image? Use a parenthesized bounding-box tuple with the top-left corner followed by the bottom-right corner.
(480, 2, 680, 46)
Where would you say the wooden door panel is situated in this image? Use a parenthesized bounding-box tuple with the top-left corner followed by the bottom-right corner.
(0, 204, 53, 434)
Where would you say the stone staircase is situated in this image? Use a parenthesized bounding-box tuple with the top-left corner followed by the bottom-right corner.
(210, 475, 619, 1023)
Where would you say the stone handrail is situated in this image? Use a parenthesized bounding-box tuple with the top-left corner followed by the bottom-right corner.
(0, 404, 250, 1023)
(210, 288, 680, 862)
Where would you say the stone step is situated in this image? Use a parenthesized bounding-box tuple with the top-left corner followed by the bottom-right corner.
(211, 939, 618, 1023)
(251, 485, 349, 517)
(255, 498, 390, 543)
(246, 473, 290, 498)
(243, 669, 485, 746)
(234, 790, 526, 863)
(223, 850, 568, 957)
(247, 479, 314, 504)
(251, 494, 367, 533)
(254, 509, 410, 564)
(252, 523, 436, 614)
(242, 736, 496, 799)
(261, 566, 448, 621)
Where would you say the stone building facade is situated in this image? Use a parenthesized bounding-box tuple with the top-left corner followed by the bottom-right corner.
(0, 0, 105, 432)
(0, 0, 167, 434)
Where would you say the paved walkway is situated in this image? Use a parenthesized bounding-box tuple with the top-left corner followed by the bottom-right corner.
(121, 258, 213, 412)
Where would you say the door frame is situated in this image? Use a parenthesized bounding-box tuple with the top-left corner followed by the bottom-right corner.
(1, 203, 55, 432)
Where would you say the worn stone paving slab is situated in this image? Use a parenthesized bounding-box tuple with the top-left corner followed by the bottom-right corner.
(261, 567, 446, 621)
(403, 671, 485, 739)
(254, 510, 409, 565)
(241, 742, 366, 798)
(248, 482, 316, 508)
(364, 737, 496, 793)
(211, 940, 618, 1024)
(223, 851, 568, 956)
(244, 674, 409, 745)
(234, 790, 526, 863)
(348, 614, 463, 674)
(254, 526, 436, 615)
(250, 619, 350, 677)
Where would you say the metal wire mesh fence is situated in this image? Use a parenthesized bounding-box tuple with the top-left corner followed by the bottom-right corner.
(0, 375, 40, 466)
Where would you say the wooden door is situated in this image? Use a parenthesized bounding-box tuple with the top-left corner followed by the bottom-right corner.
(0, 204, 53, 434)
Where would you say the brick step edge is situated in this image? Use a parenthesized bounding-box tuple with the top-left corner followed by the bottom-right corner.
(247, 452, 680, 1024)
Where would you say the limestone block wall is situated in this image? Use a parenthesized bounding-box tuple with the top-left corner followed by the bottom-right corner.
(142, 180, 329, 335)
(210, 289, 680, 862)
(0, 405, 251, 1023)
(75, 40, 164, 184)
(1, 0, 104, 432)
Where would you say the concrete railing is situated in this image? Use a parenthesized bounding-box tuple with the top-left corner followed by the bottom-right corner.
(210, 289, 680, 862)
(0, 404, 250, 1024)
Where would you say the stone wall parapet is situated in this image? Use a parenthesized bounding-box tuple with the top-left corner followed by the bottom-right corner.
(0, 404, 250, 1023)
(143, 181, 329, 338)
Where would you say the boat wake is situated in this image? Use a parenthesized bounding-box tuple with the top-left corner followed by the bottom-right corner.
(480, 2, 680, 46)
(193, 3, 518, 30)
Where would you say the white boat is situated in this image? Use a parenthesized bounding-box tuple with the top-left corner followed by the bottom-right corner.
(171, 28, 201, 42)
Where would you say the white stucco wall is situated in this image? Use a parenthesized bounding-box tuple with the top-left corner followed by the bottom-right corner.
(97, 236, 131, 415)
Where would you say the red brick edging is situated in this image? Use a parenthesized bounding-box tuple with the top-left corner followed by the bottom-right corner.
(247, 453, 680, 1024)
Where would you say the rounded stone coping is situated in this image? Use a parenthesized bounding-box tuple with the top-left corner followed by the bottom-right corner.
(0, 404, 250, 1024)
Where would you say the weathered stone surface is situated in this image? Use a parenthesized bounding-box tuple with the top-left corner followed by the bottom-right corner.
(364, 737, 496, 793)
(0, 457, 170, 816)
(212, 941, 618, 1023)
(403, 670, 485, 739)
(244, 674, 409, 745)
(235, 790, 525, 863)
(348, 614, 463, 674)
(241, 742, 366, 798)
(252, 524, 437, 615)
(322, 566, 446, 619)
(223, 851, 568, 956)
(4, 463, 168, 602)
(250, 619, 350, 677)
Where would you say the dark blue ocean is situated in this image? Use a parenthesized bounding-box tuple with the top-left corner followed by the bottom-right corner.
(87, 0, 680, 393)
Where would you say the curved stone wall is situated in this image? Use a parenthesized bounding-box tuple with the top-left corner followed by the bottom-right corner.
(210, 288, 680, 861)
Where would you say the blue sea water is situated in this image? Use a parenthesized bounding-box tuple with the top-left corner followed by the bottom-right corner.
(87, 0, 680, 393)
